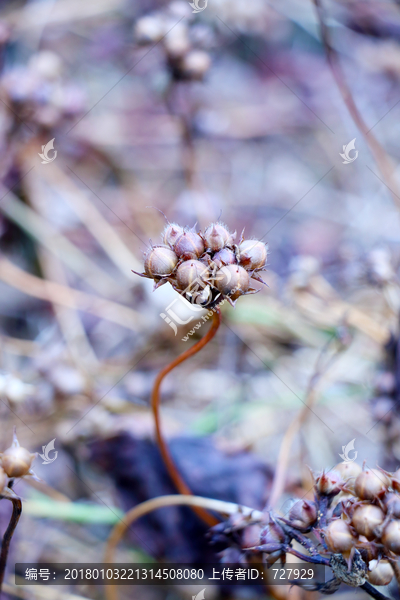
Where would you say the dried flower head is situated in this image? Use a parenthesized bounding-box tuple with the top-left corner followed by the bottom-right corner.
(133, 219, 268, 308)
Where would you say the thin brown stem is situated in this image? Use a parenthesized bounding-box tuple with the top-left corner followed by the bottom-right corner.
(313, 0, 400, 213)
(0, 497, 22, 591)
(104, 494, 262, 600)
(151, 308, 221, 526)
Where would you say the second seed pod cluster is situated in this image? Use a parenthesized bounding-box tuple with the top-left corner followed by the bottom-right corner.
(256, 462, 400, 591)
(133, 222, 268, 308)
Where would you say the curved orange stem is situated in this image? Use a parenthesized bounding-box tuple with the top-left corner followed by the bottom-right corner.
(151, 308, 221, 526)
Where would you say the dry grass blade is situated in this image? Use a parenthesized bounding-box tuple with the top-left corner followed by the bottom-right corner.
(0, 189, 118, 296)
(37, 165, 142, 275)
(0, 257, 142, 332)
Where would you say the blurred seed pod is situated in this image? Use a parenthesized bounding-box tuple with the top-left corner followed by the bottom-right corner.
(134, 15, 166, 44)
(29, 51, 63, 80)
(352, 505, 385, 540)
(382, 520, 400, 554)
(178, 50, 212, 79)
(325, 519, 357, 553)
(367, 560, 394, 586)
(164, 23, 190, 59)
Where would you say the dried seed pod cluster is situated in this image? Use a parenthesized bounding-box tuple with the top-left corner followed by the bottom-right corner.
(133, 221, 268, 307)
(0, 428, 37, 498)
(209, 461, 400, 595)
(134, 2, 213, 81)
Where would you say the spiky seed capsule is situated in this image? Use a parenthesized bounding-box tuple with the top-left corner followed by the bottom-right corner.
(174, 231, 204, 260)
(239, 240, 268, 271)
(288, 500, 317, 530)
(212, 248, 236, 269)
(203, 223, 233, 252)
(315, 470, 342, 496)
(2, 446, 35, 477)
(352, 505, 385, 540)
(367, 560, 394, 586)
(325, 519, 356, 553)
(144, 247, 178, 277)
(333, 462, 362, 493)
(215, 265, 250, 299)
(382, 520, 400, 554)
(384, 493, 400, 517)
(162, 223, 184, 249)
(176, 260, 209, 291)
(354, 469, 388, 500)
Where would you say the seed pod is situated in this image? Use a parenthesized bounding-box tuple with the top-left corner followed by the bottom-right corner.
(144, 246, 178, 278)
(162, 223, 184, 249)
(203, 222, 234, 252)
(315, 470, 342, 496)
(134, 16, 165, 45)
(180, 50, 211, 80)
(288, 500, 317, 531)
(355, 469, 389, 500)
(176, 260, 209, 291)
(352, 505, 385, 540)
(333, 462, 362, 493)
(368, 560, 394, 586)
(2, 443, 35, 478)
(357, 539, 380, 562)
(239, 240, 268, 271)
(215, 265, 250, 299)
(163, 23, 190, 59)
(325, 519, 357, 553)
(174, 230, 204, 260)
(383, 493, 400, 518)
(212, 248, 236, 269)
(382, 520, 400, 554)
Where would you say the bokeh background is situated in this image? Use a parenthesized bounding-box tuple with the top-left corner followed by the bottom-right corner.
(0, 0, 400, 598)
